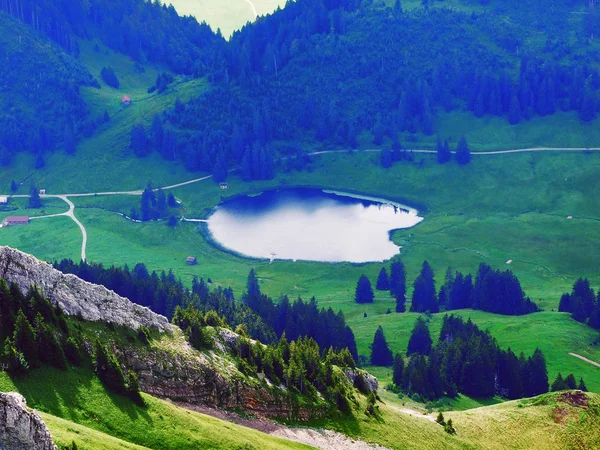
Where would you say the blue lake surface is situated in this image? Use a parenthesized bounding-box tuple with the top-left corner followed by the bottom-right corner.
(207, 188, 423, 263)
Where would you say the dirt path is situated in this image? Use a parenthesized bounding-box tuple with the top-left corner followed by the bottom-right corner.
(569, 353, 600, 368)
(3, 146, 600, 263)
(387, 405, 437, 423)
(176, 402, 389, 450)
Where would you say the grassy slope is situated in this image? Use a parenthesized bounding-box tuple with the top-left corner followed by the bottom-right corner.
(447, 392, 600, 450)
(353, 310, 600, 394)
(0, 368, 310, 450)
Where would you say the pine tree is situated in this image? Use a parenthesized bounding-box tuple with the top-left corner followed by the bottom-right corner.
(246, 269, 261, 302)
(392, 353, 404, 385)
(355, 275, 374, 304)
(376, 268, 390, 291)
(28, 184, 42, 208)
(213, 151, 228, 182)
(131, 123, 149, 157)
(578, 378, 588, 392)
(10, 180, 18, 192)
(390, 261, 407, 312)
(436, 137, 451, 164)
(508, 94, 521, 125)
(524, 348, 548, 397)
(95, 341, 127, 395)
(156, 189, 167, 218)
(411, 261, 437, 313)
(13, 310, 39, 369)
(436, 412, 445, 425)
(407, 316, 432, 356)
(370, 326, 393, 366)
(393, 0, 403, 18)
(380, 149, 393, 168)
(551, 372, 566, 391)
(564, 373, 577, 390)
(455, 136, 471, 165)
(167, 193, 178, 208)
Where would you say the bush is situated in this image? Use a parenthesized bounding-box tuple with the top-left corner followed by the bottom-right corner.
(100, 67, 119, 88)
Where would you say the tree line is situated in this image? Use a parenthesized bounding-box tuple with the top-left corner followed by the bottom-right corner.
(0, 278, 143, 403)
(559, 277, 600, 330)
(373, 315, 561, 401)
(173, 303, 359, 413)
(357, 261, 539, 316)
(53, 261, 358, 360)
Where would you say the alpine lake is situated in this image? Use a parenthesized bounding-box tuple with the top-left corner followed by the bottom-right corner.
(206, 188, 423, 263)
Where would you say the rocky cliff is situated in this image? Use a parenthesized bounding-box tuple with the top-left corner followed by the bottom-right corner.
(0, 246, 171, 332)
(0, 392, 56, 450)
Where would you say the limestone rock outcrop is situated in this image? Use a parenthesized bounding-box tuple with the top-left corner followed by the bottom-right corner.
(0, 246, 171, 332)
(0, 392, 56, 450)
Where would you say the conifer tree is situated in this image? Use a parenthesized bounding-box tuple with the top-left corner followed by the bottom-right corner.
(392, 353, 404, 385)
(370, 326, 393, 366)
(411, 261, 437, 313)
(455, 136, 471, 165)
(578, 378, 588, 392)
(29, 184, 42, 208)
(436, 137, 451, 164)
(355, 275, 374, 304)
(376, 268, 390, 291)
(13, 309, 39, 369)
(564, 373, 577, 390)
(390, 261, 407, 312)
(407, 316, 432, 356)
(551, 372, 565, 392)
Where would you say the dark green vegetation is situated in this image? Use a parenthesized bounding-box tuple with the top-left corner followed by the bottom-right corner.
(387, 314, 557, 401)
(0, 0, 600, 446)
(559, 277, 600, 329)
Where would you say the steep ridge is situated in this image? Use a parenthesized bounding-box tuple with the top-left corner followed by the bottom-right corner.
(0, 246, 171, 332)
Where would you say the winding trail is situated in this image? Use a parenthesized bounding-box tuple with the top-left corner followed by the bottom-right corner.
(28, 195, 87, 261)
(569, 353, 600, 369)
(2, 146, 600, 263)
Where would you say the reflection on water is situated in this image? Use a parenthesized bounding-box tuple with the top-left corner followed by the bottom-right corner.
(207, 188, 423, 263)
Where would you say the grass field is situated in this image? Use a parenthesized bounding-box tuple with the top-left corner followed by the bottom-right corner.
(168, 0, 287, 38)
(0, 367, 310, 450)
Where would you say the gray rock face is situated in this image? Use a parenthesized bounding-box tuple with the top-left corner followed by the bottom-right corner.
(0, 246, 171, 332)
(0, 392, 57, 450)
(345, 369, 379, 393)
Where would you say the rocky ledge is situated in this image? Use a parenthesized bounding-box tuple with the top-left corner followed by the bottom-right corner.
(0, 246, 171, 332)
(0, 392, 56, 450)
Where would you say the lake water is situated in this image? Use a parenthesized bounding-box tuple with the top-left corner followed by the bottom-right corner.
(206, 188, 423, 263)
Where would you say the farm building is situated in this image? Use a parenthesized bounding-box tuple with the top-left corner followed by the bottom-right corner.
(0, 196, 7, 204)
(186, 256, 197, 265)
(39, 189, 46, 195)
(3, 216, 29, 226)
(121, 95, 131, 107)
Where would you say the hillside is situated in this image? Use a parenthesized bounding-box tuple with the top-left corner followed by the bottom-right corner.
(0, 250, 598, 449)
(0, 12, 96, 166)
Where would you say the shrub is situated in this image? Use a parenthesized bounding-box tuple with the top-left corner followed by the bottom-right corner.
(100, 67, 119, 88)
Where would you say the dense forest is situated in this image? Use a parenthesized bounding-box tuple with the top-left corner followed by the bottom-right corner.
(364, 261, 539, 316)
(559, 277, 600, 329)
(53, 260, 358, 360)
(382, 314, 555, 400)
(4, 0, 600, 176)
(173, 303, 358, 410)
